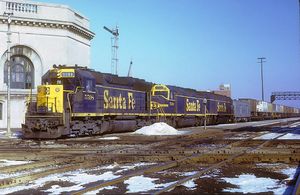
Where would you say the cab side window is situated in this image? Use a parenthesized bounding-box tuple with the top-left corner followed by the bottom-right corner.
(86, 79, 94, 92)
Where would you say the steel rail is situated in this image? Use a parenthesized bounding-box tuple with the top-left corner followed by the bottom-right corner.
(154, 132, 291, 194)
(71, 130, 272, 194)
(0, 122, 298, 193)
(0, 156, 116, 189)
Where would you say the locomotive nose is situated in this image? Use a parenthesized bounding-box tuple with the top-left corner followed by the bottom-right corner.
(37, 85, 64, 113)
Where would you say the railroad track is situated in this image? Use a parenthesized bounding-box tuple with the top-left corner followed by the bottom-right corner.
(0, 120, 299, 194)
(70, 126, 300, 194)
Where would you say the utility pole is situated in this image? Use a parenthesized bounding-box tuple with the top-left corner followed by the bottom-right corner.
(4, 11, 13, 137)
(257, 57, 266, 101)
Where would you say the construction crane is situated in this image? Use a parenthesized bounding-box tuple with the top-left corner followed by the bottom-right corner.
(103, 26, 119, 75)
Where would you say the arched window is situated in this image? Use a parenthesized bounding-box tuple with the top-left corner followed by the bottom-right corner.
(4, 56, 34, 89)
(0, 102, 2, 120)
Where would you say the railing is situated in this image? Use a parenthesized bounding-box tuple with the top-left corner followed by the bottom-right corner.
(6, 2, 38, 13)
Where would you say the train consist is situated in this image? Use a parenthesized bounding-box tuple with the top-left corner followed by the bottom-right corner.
(22, 65, 300, 139)
(233, 99, 299, 122)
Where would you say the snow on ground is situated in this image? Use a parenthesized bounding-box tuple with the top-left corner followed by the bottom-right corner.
(0, 133, 20, 139)
(222, 174, 286, 194)
(133, 122, 186, 135)
(98, 162, 156, 172)
(0, 162, 160, 194)
(0, 168, 47, 180)
(253, 121, 279, 127)
(124, 175, 176, 193)
(253, 133, 284, 140)
(214, 123, 237, 127)
(256, 163, 298, 182)
(227, 133, 252, 140)
(289, 121, 300, 128)
(278, 133, 300, 140)
(0, 159, 33, 167)
(182, 179, 197, 190)
(98, 136, 120, 140)
(200, 169, 221, 178)
(281, 167, 298, 180)
(0, 169, 119, 194)
(180, 171, 198, 177)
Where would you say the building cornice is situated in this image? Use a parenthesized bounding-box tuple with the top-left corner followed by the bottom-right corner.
(0, 17, 95, 40)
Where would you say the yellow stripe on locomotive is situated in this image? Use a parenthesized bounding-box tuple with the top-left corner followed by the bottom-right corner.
(37, 85, 64, 113)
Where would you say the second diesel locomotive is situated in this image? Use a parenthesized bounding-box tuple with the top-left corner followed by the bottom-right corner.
(23, 65, 233, 139)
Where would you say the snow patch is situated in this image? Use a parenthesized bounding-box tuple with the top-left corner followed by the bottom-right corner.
(98, 136, 120, 140)
(180, 171, 198, 177)
(200, 169, 221, 178)
(0, 168, 47, 180)
(278, 133, 300, 140)
(289, 121, 300, 128)
(253, 122, 279, 127)
(0, 159, 33, 167)
(133, 122, 185, 135)
(1, 170, 119, 194)
(281, 167, 298, 180)
(124, 175, 175, 193)
(222, 174, 286, 194)
(253, 133, 284, 140)
(182, 179, 197, 190)
(99, 162, 156, 172)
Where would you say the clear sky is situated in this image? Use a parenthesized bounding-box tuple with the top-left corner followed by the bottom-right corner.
(38, 0, 300, 107)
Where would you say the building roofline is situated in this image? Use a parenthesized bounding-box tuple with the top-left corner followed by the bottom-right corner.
(0, 0, 89, 22)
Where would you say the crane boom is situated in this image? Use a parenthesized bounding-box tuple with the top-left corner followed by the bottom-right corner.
(103, 26, 119, 36)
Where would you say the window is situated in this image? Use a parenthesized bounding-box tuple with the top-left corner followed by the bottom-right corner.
(0, 103, 2, 120)
(86, 80, 94, 92)
(4, 56, 34, 89)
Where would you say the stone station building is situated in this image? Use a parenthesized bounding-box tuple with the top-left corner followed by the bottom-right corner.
(0, 0, 94, 129)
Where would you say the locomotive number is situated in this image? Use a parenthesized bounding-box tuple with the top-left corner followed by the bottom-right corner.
(84, 94, 95, 101)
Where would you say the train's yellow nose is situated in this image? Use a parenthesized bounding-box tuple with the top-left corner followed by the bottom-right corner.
(37, 85, 64, 113)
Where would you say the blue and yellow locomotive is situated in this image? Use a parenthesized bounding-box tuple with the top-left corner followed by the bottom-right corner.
(22, 65, 233, 139)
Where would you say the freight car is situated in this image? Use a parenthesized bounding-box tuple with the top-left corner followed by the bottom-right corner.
(22, 65, 233, 139)
(236, 98, 300, 121)
(233, 100, 251, 122)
